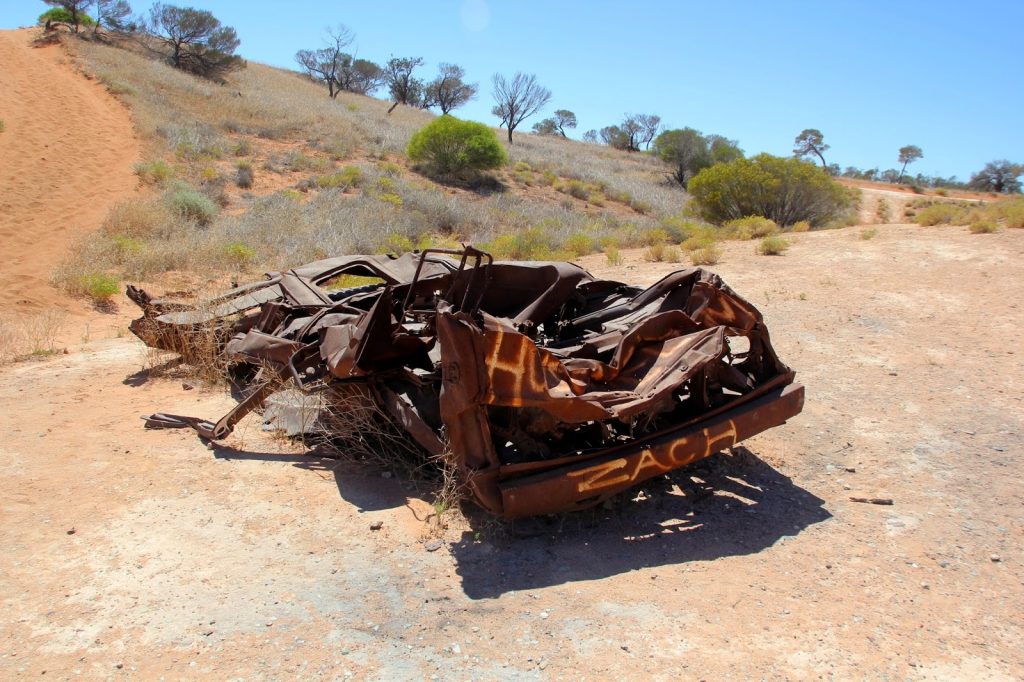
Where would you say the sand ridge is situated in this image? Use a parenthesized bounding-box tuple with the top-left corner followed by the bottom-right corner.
(0, 28, 139, 312)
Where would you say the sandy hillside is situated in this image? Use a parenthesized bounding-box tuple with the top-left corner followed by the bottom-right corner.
(0, 28, 139, 313)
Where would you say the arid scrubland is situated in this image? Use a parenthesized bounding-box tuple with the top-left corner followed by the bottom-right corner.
(48, 35, 1022, 306)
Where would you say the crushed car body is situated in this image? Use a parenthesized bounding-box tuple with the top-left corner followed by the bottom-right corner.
(128, 247, 803, 518)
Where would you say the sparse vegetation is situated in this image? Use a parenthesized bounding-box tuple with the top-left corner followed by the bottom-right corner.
(723, 216, 778, 240)
(860, 228, 878, 240)
(688, 154, 853, 226)
(969, 219, 997, 234)
(76, 272, 120, 302)
(235, 161, 254, 188)
(875, 198, 892, 223)
(690, 245, 721, 266)
(135, 159, 174, 185)
(757, 235, 790, 256)
(166, 185, 217, 225)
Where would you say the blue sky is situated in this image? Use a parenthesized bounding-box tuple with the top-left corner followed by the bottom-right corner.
(5, 1, 1023, 180)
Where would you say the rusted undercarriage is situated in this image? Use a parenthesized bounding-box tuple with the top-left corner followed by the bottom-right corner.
(128, 248, 803, 518)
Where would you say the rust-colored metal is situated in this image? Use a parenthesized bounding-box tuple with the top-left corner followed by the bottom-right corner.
(129, 247, 803, 518)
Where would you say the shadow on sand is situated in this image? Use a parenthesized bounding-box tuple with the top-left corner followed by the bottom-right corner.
(208, 439, 830, 600)
(448, 447, 830, 599)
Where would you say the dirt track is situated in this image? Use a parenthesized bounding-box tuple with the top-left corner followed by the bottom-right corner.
(1, 225, 1022, 679)
(0, 28, 138, 312)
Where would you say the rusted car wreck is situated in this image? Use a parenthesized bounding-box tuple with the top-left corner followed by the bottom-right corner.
(128, 247, 803, 518)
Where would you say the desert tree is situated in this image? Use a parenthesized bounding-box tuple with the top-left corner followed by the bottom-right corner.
(582, 129, 598, 143)
(491, 72, 551, 143)
(793, 128, 830, 168)
(41, 1, 92, 31)
(295, 25, 355, 98)
(424, 63, 477, 114)
(968, 160, 1024, 194)
(896, 144, 923, 183)
(653, 128, 710, 185)
(91, 0, 131, 35)
(707, 134, 743, 165)
(601, 114, 661, 152)
(532, 109, 576, 137)
(148, 4, 242, 80)
(337, 57, 384, 96)
(384, 57, 425, 113)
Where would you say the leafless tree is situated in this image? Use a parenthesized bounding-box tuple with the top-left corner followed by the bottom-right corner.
(491, 72, 551, 143)
(295, 25, 355, 98)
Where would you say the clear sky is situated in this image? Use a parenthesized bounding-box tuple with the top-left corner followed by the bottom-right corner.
(5, 0, 1023, 180)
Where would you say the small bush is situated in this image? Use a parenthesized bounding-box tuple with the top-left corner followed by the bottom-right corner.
(915, 203, 967, 226)
(39, 7, 96, 26)
(724, 216, 778, 240)
(317, 166, 363, 190)
(406, 115, 507, 176)
(236, 161, 254, 189)
(991, 198, 1024, 228)
(166, 187, 217, 226)
(0, 120, 5, 133)
(644, 243, 666, 262)
(222, 241, 256, 267)
(859, 228, 878, 240)
(663, 245, 682, 262)
(791, 220, 812, 232)
(934, 188, 949, 197)
(232, 139, 253, 157)
(688, 154, 852, 226)
(77, 273, 119, 302)
(875, 199, 892, 223)
(135, 159, 175, 185)
(690, 246, 721, 265)
(378, 161, 402, 177)
(969, 219, 997, 234)
(605, 246, 622, 265)
(757, 235, 790, 255)
(565, 232, 597, 257)
(513, 161, 532, 172)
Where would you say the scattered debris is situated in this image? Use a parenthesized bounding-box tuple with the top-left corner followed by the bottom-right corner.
(849, 497, 894, 505)
(129, 248, 803, 518)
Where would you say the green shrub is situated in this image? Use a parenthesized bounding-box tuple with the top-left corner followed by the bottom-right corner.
(859, 228, 878, 240)
(991, 197, 1024, 228)
(969, 219, 997, 234)
(77, 273, 118, 302)
(378, 161, 402, 177)
(605, 246, 622, 265)
(690, 246, 721, 265)
(915, 203, 967, 226)
(565, 232, 597, 257)
(875, 199, 892, 223)
(222, 241, 256, 267)
(39, 8, 95, 26)
(934, 188, 949, 197)
(317, 166, 362, 190)
(644, 243, 666, 262)
(688, 154, 852, 226)
(791, 220, 812, 232)
(724, 216, 778, 240)
(406, 115, 507, 176)
(232, 139, 253, 157)
(757, 235, 790, 255)
(135, 159, 175, 185)
(166, 187, 217, 226)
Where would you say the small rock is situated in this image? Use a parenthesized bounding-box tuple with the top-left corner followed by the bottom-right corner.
(844, 467, 857, 473)
(202, 630, 213, 637)
(369, 521, 383, 531)
(539, 611, 549, 619)
(938, 560, 949, 568)
(115, 663, 123, 669)
(990, 554, 1001, 563)
(451, 644, 461, 655)
(538, 659, 548, 670)
(425, 539, 443, 552)
(920, 582, 929, 590)
(66, 528, 76, 535)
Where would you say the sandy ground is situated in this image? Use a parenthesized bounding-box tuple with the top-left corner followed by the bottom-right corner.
(1, 28, 1023, 681)
(0, 28, 139, 313)
(1, 225, 1022, 680)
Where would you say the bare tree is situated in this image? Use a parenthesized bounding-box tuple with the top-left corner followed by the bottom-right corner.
(793, 128, 829, 168)
(148, 3, 242, 81)
(491, 72, 551, 143)
(295, 25, 354, 98)
(384, 57, 425, 113)
(424, 63, 477, 114)
(897, 144, 923, 183)
(92, 0, 131, 36)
